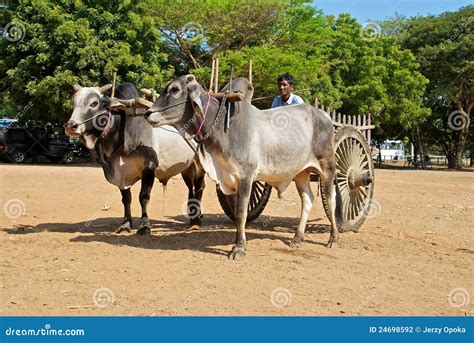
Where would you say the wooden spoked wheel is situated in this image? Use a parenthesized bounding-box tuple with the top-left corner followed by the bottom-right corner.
(217, 181, 272, 223)
(321, 125, 374, 232)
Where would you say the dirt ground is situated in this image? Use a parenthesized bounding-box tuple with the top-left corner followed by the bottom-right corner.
(0, 164, 473, 316)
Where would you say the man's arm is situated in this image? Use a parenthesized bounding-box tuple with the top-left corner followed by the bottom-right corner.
(271, 96, 280, 108)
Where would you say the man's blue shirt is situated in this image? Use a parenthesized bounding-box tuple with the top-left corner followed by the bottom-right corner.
(271, 93, 304, 108)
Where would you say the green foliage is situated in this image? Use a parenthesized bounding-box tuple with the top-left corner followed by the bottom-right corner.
(0, 0, 173, 121)
(0, 0, 441, 144)
(397, 6, 473, 168)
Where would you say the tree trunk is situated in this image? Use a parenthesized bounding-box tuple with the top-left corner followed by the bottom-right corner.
(470, 136, 473, 167)
(415, 125, 426, 169)
(447, 153, 457, 169)
(450, 103, 471, 170)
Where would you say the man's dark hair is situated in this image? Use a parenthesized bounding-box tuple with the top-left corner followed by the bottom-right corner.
(277, 73, 295, 86)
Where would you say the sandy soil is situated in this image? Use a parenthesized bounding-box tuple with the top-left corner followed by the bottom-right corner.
(0, 164, 473, 316)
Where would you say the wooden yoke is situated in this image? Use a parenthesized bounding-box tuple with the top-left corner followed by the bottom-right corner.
(210, 91, 244, 103)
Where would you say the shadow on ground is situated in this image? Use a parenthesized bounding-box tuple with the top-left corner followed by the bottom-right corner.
(1, 214, 331, 256)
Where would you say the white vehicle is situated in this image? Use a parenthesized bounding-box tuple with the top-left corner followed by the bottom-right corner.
(373, 140, 405, 161)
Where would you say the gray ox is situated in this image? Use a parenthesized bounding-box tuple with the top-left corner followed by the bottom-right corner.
(66, 82, 205, 234)
(145, 75, 341, 260)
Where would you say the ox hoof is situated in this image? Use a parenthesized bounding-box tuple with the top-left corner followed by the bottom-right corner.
(186, 224, 201, 231)
(115, 221, 131, 234)
(326, 239, 339, 248)
(290, 241, 304, 249)
(228, 246, 246, 261)
(189, 217, 202, 227)
(139, 217, 151, 228)
(290, 235, 304, 248)
(136, 226, 151, 236)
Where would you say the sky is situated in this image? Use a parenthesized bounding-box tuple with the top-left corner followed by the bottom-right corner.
(312, 0, 472, 23)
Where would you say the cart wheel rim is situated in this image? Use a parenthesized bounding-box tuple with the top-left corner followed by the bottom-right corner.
(216, 181, 272, 224)
(336, 135, 373, 223)
(321, 126, 375, 232)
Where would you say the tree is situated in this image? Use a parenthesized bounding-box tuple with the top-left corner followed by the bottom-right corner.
(144, 0, 287, 71)
(400, 6, 473, 169)
(0, 0, 173, 121)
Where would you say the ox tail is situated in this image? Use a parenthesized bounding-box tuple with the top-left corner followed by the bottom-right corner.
(334, 180, 344, 227)
(162, 182, 168, 218)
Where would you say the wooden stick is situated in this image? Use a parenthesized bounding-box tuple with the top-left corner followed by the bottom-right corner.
(252, 89, 312, 102)
(367, 113, 372, 142)
(248, 60, 253, 84)
(111, 72, 117, 98)
(209, 58, 215, 91)
(214, 57, 219, 93)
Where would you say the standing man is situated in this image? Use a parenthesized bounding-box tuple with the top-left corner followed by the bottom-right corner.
(271, 72, 304, 108)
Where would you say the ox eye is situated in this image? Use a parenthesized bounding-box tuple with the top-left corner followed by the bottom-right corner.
(170, 86, 179, 94)
(90, 101, 99, 107)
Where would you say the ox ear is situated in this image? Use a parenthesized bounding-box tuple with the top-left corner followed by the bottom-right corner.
(188, 84, 203, 115)
(100, 84, 113, 95)
(73, 84, 82, 93)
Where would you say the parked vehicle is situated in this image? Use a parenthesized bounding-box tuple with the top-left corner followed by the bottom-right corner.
(372, 140, 405, 162)
(0, 118, 18, 129)
(0, 125, 79, 164)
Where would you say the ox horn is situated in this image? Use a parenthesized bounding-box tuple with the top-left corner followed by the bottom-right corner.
(109, 97, 153, 110)
(100, 84, 113, 94)
(73, 84, 82, 92)
(140, 88, 158, 102)
(185, 74, 196, 83)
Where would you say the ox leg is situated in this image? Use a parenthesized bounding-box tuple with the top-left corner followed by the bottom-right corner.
(321, 165, 340, 248)
(182, 166, 205, 229)
(291, 171, 314, 248)
(136, 169, 155, 236)
(116, 188, 132, 233)
(228, 178, 253, 260)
